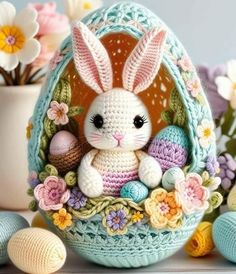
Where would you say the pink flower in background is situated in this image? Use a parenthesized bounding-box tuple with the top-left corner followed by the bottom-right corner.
(178, 57, 193, 72)
(175, 173, 209, 214)
(28, 2, 69, 36)
(186, 78, 201, 97)
(49, 50, 64, 70)
(47, 101, 69, 125)
(34, 176, 70, 211)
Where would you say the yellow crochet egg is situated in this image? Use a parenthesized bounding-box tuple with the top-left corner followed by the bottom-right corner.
(184, 222, 214, 257)
(227, 185, 236, 211)
(8, 228, 66, 274)
(31, 212, 48, 229)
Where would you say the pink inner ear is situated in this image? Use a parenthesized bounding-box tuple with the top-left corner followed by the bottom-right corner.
(71, 22, 113, 94)
(122, 28, 167, 94)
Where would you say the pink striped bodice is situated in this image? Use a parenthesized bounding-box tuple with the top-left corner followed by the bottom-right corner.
(92, 151, 139, 196)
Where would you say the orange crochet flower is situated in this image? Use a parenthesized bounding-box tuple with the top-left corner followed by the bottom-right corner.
(52, 208, 72, 230)
(145, 188, 182, 229)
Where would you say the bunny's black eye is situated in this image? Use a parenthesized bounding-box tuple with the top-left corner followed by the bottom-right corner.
(133, 115, 147, 129)
(91, 114, 104, 129)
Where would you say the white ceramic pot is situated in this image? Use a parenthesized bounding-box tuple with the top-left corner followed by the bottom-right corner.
(0, 84, 41, 210)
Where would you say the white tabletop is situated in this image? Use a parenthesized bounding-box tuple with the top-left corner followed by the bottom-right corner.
(1, 210, 236, 274)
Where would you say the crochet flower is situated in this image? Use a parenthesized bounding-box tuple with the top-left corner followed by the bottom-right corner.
(26, 122, 33, 139)
(0, 1, 40, 71)
(47, 101, 69, 125)
(197, 119, 215, 148)
(218, 153, 236, 190)
(52, 208, 72, 230)
(215, 60, 236, 109)
(202, 171, 221, 192)
(186, 78, 201, 97)
(34, 176, 70, 211)
(49, 50, 64, 70)
(175, 173, 209, 214)
(131, 211, 144, 223)
(206, 155, 220, 176)
(145, 188, 182, 229)
(102, 204, 131, 235)
(67, 187, 87, 210)
(177, 56, 193, 72)
(28, 171, 40, 189)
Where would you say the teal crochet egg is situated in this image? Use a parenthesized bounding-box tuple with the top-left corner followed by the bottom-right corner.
(162, 167, 185, 191)
(148, 125, 190, 172)
(0, 212, 29, 265)
(213, 212, 236, 263)
(120, 181, 149, 203)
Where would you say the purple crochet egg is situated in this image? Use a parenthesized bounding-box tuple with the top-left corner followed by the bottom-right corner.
(148, 125, 190, 172)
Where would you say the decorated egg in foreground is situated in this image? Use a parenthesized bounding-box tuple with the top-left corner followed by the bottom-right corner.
(148, 125, 190, 172)
(120, 181, 149, 203)
(0, 212, 29, 265)
(48, 130, 81, 174)
(162, 167, 185, 191)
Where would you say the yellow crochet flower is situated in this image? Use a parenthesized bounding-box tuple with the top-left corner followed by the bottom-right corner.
(52, 208, 72, 230)
(145, 188, 182, 229)
(131, 211, 144, 223)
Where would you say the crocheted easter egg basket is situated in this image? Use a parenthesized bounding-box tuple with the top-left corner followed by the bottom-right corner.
(27, 2, 219, 268)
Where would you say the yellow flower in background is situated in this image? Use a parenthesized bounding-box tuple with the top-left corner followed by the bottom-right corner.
(0, 1, 40, 71)
(215, 60, 236, 109)
(63, 0, 103, 21)
(53, 208, 72, 230)
(131, 211, 144, 223)
(26, 122, 33, 139)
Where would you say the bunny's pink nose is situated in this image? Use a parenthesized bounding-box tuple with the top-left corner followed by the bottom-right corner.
(113, 133, 124, 141)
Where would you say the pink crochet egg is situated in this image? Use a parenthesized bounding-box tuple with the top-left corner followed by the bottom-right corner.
(49, 130, 78, 155)
(148, 125, 190, 172)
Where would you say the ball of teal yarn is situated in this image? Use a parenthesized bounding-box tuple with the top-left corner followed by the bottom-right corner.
(0, 212, 29, 265)
(213, 212, 236, 263)
(120, 181, 149, 203)
(162, 167, 185, 191)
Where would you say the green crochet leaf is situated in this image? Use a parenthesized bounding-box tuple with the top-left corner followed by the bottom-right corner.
(45, 164, 58, 176)
(161, 110, 173, 125)
(39, 149, 46, 162)
(226, 138, 236, 157)
(221, 106, 234, 136)
(68, 106, 84, 117)
(53, 78, 72, 105)
(44, 117, 57, 139)
(40, 134, 49, 150)
(65, 171, 77, 187)
(39, 171, 48, 182)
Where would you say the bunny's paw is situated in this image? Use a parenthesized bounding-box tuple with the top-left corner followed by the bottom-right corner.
(139, 156, 162, 189)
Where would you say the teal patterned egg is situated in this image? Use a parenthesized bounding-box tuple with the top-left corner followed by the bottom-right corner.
(213, 212, 236, 263)
(120, 181, 149, 203)
(0, 212, 29, 265)
(162, 167, 185, 191)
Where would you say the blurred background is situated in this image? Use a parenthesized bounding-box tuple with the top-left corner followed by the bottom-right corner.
(11, 0, 236, 65)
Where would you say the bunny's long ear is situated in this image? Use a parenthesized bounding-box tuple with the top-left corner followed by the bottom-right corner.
(71, 22, 113, 94)
(122, 28, 167, 94)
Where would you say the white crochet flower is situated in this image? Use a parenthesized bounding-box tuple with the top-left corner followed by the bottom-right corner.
(63, 0, 103, 21)
(215, 60, 236, 109)
(0, 1, 40, 71)
(197, 119, 215, 148)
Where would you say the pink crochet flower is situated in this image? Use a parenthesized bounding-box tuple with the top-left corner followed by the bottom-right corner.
(178, 57, 193, 72)
(34, 176, 70, 211)
(28, 2, 69, 36)
(49, 50, 63, 70)
(47, 101, 69, 125)
(186, 78, 201, 97)
(175, 173, 209, 214)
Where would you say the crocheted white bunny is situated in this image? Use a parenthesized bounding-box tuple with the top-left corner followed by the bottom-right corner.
(72, 21, 167, 197)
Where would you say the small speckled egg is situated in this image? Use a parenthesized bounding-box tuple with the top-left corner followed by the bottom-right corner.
(0, 212, 29, 265)
(120, 181, 149, 203)
(184, 222, 214, 257)
(48, 130, 81, 174)
(148, 125, 190, 172)
(31, 212, 48, 229)
(8, 227, 67, 274)
(213, 212, 236, 263)
(162, 167, 185, 191)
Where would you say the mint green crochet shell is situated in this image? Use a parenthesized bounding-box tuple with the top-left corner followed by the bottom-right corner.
(28, 2, 215, 268)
